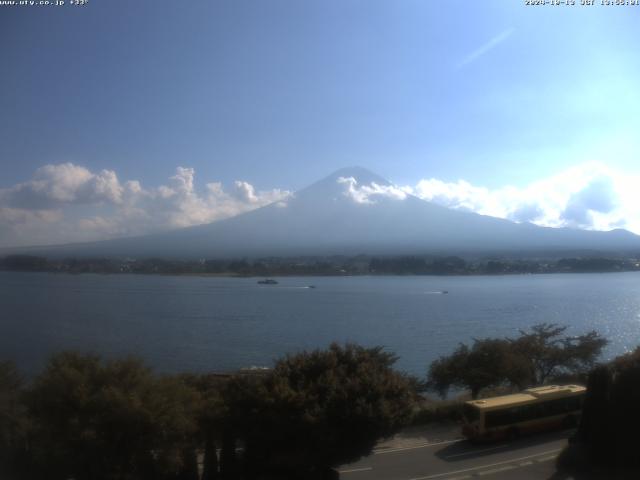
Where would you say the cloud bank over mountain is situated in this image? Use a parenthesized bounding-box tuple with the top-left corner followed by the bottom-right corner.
(406, 163, 630, 233)
(337, 176, 410, 204)
(0, 162, 638, 248)
(0, 163, 290, 247)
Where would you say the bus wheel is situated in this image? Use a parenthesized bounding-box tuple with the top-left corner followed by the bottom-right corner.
(507, 427, 520, 441)
(563, 415, 577, 428)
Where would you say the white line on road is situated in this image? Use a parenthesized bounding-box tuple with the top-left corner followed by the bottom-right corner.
(374, 439, 462, 455)
(478, 465, 516, 476)
(443, 444, 508, 459)
(535, 454, 558, 462)
(409, 448, 562, 480)
(338, 466, 373, 474)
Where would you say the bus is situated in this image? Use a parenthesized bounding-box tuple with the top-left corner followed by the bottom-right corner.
(461, 384, 586, 442)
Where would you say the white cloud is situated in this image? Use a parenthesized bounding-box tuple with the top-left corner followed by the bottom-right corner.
(0, 164, 291, 247)
(337, 176, 408, 204)
(233, 181, 259, 204)
(406, 162, 640, 234)
(410, 178, 495, 214)
(335, 162, 640, 235)
(0, 207, 63, 247)
(1, 163, 124, 209)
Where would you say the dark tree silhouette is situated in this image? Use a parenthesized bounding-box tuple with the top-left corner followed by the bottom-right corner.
(180, 373, 230, 480)
(559, 348, 640, 476)
(225, 343, 416, 479)
(25, 352, 200, 480)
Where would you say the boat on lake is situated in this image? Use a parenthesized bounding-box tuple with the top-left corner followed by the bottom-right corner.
(257, 278, 278, 285)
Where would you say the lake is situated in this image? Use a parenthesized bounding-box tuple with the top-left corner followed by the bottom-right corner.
(2, 271, 640, 377)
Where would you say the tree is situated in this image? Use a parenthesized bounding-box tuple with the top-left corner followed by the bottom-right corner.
(428, 339, 527, 399)
(225, 343, 416, 478)
(25, 352, 200, 480)
(510, 324, 607, 385)
(179, 373, 231, 480)
(427, 324, 607, 399)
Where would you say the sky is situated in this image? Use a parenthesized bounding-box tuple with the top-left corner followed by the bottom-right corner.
(2, 0, 640, 247)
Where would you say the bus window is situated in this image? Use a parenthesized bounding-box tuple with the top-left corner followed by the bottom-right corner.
(485, 408, 517, 428)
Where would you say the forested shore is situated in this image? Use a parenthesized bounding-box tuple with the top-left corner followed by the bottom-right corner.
(2, 254, 639, 276)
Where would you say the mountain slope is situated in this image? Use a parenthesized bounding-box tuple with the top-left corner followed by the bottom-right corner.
(8, 167, 640, 258)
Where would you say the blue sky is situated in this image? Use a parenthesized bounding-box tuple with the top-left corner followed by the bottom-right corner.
(2, 0, 640, 246)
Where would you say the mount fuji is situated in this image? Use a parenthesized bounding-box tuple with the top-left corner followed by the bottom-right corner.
(9, 167, 640, 258)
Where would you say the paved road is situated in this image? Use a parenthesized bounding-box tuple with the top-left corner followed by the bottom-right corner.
(338, 428, 573, 480)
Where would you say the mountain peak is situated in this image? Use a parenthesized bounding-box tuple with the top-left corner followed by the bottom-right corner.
(322, 166, 391, 186)
(295, 167, 391, 205)
(292, 166, 393, 204)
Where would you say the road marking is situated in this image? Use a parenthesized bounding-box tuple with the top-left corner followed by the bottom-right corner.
(477, 465, 516, 475)
(374, 439, 462, 455)
(535, 454, 558, 462)
(443, 444, 508, 459)
(409, 448, 562, 480)
(338, 466, 373, 474)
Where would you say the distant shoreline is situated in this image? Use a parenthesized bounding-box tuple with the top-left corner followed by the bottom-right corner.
(2, 253, 640, 277)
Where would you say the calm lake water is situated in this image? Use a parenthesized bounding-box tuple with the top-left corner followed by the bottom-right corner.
(2, 271, 640, 377)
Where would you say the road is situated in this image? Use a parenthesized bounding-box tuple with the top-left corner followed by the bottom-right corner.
(338, 427, 573, 480)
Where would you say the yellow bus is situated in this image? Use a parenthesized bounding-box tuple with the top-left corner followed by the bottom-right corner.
(461, 384, 586, 442)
